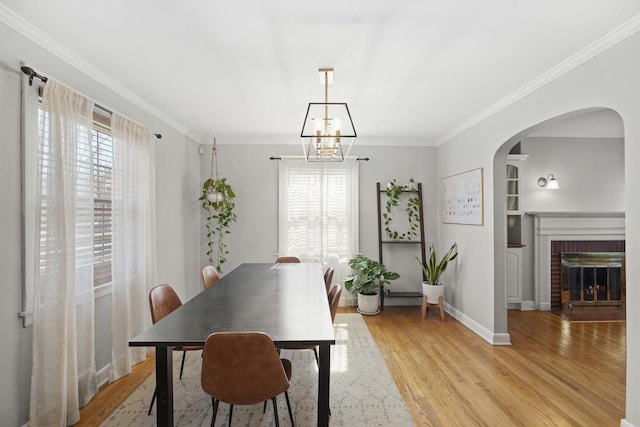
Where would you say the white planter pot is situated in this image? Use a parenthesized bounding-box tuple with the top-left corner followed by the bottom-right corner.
(357, 292, 380, 315)
(422, 282, 444, 304)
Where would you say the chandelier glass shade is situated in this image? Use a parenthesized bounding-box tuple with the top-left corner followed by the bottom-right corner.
(301, 69, 356, 162)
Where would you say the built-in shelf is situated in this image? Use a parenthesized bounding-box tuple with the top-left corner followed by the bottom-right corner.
(507, 154, 528, 245)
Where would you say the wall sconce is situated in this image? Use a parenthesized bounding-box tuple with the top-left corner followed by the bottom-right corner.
(537, 174, 559, 189)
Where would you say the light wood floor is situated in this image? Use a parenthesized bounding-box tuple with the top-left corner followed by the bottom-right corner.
(75, 306, 626, 426)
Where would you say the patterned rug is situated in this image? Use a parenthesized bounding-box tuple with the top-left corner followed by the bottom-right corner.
(102, 313, 414, 426)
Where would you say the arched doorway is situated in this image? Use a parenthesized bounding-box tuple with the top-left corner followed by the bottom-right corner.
(493, 107, 625, 326)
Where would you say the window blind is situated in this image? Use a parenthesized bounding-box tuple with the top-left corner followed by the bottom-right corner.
(37, 107, 114, 287)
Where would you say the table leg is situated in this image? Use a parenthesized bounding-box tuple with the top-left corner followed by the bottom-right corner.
(156, 346, 174, 426)
(317, 343, 331, 426)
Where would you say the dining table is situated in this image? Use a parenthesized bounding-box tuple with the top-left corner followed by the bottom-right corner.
(129, 262, 336, 426)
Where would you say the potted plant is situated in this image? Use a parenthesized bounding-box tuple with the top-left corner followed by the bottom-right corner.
(199, 140, 237, 273)
(344, 254, 400, 315)
(415, 243, 458, 304)
(199, 177, 236, 273)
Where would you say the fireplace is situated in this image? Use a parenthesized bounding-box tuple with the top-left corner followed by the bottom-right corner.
(530, 212, 625, 311)
(560, 252, 625, 309)
(550, 240, 625, 309)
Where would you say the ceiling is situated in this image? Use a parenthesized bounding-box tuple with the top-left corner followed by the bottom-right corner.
(2, 1, 640, 145)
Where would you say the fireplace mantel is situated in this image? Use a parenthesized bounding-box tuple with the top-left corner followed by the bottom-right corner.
(529, 212, 625, 310)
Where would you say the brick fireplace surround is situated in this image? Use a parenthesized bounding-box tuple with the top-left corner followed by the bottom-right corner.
(531, 212, 625, 310)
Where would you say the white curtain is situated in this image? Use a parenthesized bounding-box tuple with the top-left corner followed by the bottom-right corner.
(109, 113, 156, 381)
(278, 158, 359, 292)
(29, 81, 97, 426)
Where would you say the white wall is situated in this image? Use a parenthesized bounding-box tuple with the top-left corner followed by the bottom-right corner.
(437, 31, 640, 426)
(0, 20, 201, 426)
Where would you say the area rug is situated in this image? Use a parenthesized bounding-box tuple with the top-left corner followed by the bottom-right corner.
(102, 313, 414, 426)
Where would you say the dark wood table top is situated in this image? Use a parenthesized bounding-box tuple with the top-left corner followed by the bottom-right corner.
(130, 262, 336, 348)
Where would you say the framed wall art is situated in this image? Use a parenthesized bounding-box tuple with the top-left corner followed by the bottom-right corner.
(441, 168, 484, 225)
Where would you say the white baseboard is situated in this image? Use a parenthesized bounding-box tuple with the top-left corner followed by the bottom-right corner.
(97, 363, 111, 389)
(445, 303, 512, 346)
(538, 302, 551, 311)
(521, 301, 536, 311)
(621, 419, 637, 427)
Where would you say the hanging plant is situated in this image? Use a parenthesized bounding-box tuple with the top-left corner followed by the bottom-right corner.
(198, 140, 237, 273)
(383, 178, 421, 240)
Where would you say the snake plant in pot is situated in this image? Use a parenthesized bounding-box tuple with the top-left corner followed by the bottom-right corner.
(344, 254, 400, 315)
(415, 243, 458, 304)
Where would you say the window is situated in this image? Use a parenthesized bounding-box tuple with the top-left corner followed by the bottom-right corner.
(26, 78, 155, 419)
(91, 121, 113, 286)
(37, 107, 114, 287)
(278, 158, 359, 285)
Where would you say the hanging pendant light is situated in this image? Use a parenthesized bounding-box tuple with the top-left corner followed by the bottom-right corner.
(300, 68, 356, 162)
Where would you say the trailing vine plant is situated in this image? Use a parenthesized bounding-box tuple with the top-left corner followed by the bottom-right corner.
(198, 139, 237, 273)
(383, 178, 421, 240)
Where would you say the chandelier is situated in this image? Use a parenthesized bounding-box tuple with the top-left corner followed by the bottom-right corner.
(300, 68, 357, 162)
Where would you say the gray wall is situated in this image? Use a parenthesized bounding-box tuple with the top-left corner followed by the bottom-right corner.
(197, 143, 437, 304)
(0, 50, 33, 426)
(0, 21, 201, 426)
(520, 137, 624, 213)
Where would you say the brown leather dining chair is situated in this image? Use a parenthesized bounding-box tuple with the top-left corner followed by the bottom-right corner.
(323, 267, 334, 294)
(275, 256, 301, 263)
(201, 331, 294, 427)
(201, 265, 220, 289)
(147, 284, 204, 415)
(328, 283, 342, 322)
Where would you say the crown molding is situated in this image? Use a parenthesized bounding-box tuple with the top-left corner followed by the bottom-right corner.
(436, 13, 640, 146)
(0, 4, 192, 139)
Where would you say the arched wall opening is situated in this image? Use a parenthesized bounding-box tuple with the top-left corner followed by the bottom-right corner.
(493, 107, 624, 332)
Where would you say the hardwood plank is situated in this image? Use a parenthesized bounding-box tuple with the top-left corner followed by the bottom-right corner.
(74, 355, 155, 427)
(360, 306, 626, 426)
(73, 307, 626, 426)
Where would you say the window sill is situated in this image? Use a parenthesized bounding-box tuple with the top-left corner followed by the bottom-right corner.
(20, 282, 113, 328)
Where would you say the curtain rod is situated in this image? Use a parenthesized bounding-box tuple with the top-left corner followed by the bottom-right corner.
(269, 156, 369, 161)
(21, 65, 162, 140)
